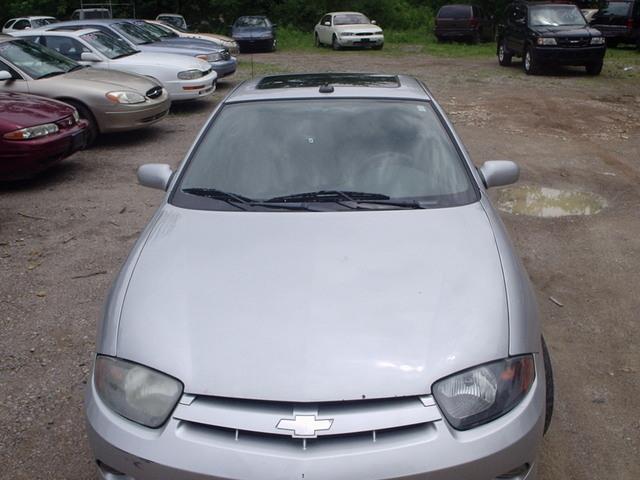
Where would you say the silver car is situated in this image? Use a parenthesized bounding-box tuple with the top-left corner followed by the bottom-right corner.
(87, 73, 553, 480)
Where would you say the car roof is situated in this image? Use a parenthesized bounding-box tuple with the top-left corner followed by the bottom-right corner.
(17, 28, 101, 36)
(328, 12, 369, 16)
(157, 13, 184, 17)
(226, 73, 431, 103)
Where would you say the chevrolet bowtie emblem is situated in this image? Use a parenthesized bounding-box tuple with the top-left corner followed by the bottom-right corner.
(276, 415, 334, 438)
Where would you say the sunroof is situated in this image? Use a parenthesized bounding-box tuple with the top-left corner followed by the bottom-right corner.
(257, 73, 401, 90)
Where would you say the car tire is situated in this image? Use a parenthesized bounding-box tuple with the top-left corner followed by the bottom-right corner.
(63, 99, 97, 146)
(498, 39, 512, 66)
(314, 33, 321, 48)
(472, 30, 481, 44)
(270, 39, 277, 52)
(585, 60, 603, 75)
(332, 35, 341, 50)
(542, 336, 554, 435)
(523, 46, 540, 75)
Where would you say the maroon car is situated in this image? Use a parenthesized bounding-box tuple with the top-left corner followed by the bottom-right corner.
(0, 92, 88, 180)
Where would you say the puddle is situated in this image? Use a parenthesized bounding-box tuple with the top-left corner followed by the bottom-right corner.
(496, 186, 606, 218)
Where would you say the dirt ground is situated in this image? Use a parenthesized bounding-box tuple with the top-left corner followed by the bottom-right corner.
(1, 49, 639, 479)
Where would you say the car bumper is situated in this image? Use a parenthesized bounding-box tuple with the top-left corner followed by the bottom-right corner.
(86, 357, 545, 480)
(533, 45, 606, 64)
(235, 38, 274, 51)
(0, 121, 88, 180)
(164, 73, 218, 101)
(210, 58, 237, 77)
(96, 94, 171, 133)
(337, 35, 384, 47)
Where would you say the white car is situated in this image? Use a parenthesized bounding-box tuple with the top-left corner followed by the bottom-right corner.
(11, 29, 218, 101)
(314, 12, 384, 50)
(147, 20, 239, 54)
(2, 16, 58, 34)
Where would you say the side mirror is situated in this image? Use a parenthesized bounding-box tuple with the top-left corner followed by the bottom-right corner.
(479, 160, 519, 188)
(137, 163, 173, 191)
(324, 21, 331, 26)
(81, 52, 102, 62)
(371, 20, 377, 25)
(0, 70, 13, 81)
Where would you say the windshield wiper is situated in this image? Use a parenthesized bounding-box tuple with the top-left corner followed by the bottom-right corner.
(182, 187, 318, 211)
(266, 190, 428, 209)
(68, 65, 86, 72)
(113, 51, 137, 59)
(38, 70, 66, 79)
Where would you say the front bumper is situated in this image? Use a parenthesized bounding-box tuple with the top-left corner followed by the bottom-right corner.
(0, 121, 88, 180)
(164, 72, 218, 101)
(96, 92, 171, 133)
(209, 58, 237, 78)
(533, 45, 606, 64)
(86, 358, 545, 480)
(337, 34, 384, 47)
(236, 38, 275, 51)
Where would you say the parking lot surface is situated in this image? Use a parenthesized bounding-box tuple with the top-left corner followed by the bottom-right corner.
(1, 50, 639, 479)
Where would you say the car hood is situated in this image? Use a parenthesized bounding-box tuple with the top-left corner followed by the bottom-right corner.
(137, 43, 213, 56)
(117, 202, 509, 402)
(156, 37, 225, 51)
(0, 92, 72, 131)
(52, 67, 155, 92)
(335, 24, 383, 33)
(533, 25, 601, 37)
(232, 26, 273, 38)
(116, 51, 210, 70)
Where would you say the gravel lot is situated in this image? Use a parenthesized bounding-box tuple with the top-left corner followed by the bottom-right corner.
(1, 49, 639, 479)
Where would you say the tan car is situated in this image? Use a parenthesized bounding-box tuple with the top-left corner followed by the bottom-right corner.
(147, 20, 239, 54)
(0, 36, 170, 143)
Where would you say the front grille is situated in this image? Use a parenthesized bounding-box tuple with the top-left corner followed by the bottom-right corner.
(356, 32, 376, 36)
(146, 86, 163, 99)
(220, 50, 231, 60)
(173, 395, 441, 451)
(556, 37, 591, 47)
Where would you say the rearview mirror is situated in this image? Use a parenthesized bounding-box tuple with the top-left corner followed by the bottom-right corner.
(479, 160, 519, 188)
(137, 163, 173, 191)
(81, 52, 102, 62)
(0, 70, 12, 81)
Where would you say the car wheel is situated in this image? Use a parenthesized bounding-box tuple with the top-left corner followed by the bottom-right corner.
(472, 30, 481, 44)
(542, 336, 554, 435)
(314, 33, 321, 48)
(270, 39, 277, 52)
(332, 35, 341, 50)
(523, 47, 539, 75)
(498, 39, 512, 66)
(585, 60, 603, 75)
(64, 100, 97, 146)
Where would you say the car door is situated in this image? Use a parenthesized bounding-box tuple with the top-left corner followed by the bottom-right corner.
(318, 15, 332, 43)
(507, 5, 526, 53)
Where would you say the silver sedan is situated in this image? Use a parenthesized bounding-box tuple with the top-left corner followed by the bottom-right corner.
(87, 73, 553, 480)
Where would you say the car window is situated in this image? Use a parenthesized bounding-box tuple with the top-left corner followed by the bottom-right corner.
(43, 36, 89, 61)
(81, 31, 137, 59)
(32, 18, 58, 28)
(437, 6, 472, 19)
(594, 1, 632, 17)
(112, 22, 157, 44)
(235, 17, 269, 27)
(3, 20, 16, 29)
(142, 22, 178, 38)
(71, 11, 80, 20)
(333, 13, 371, 25)
(321, 15, 332, 25)
(12, 19, 31, 30)
(0, 39, 79, 79)
(529, 5, 586, 26)
(174, 99, 477, 210)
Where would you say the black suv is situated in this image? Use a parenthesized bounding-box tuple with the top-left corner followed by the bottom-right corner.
(590, 0, 640, 48)
(497, 1, 607, 75)
(434, 4, 494, 43)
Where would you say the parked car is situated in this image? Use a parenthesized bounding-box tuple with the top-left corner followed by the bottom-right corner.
(147, 19, 239, 54)
(12, 29, 218, 101)
(45, 20, 237, 78)
(156, 13, 187, 30)
(314, 12, 384, 50)
(435, 4, 494, 43)
(497, 0, 606, 75)
(0, 37, 170, 143)
(2, 16, 58, 34)
(0, 91, 88, 180)
(590, 0, 639, 47)
(230, 16, 277, 52)
(71, 8, 111, 20)
(86, 72, 553, 480)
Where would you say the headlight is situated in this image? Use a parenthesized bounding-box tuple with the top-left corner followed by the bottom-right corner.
(94, 355, 183, 428)
(536, 37, 557, 46)
(432, 355, 535, 430)
(105, 91, 146, 104)
(591, 37, 605, 45)
(197, 52, 222, 62)
(340, 32, 355, 37)
(3, 123, 59, 140)
(72, 109, 80, 123)
(178, 69, 204, 80)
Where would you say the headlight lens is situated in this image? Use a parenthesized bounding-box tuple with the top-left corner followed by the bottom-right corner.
(591, 36, 605, 45)
(432, 355, 535, 430)
(197, 52, 222, 62)
(105, 91, 146, 104)
(341, 32, 355, 37)
(94, 355, 183, 428)
(536, 37, 557, 46)
(3, 123, 59, 140)
(178, 69, 205, 80)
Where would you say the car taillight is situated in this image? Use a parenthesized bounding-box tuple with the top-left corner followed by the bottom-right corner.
(470, 18, 479, 27)
(627, 19, 634, 31)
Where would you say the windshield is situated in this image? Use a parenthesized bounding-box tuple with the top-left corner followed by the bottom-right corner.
(594, 2, 631, 17)
(0, 39, 78, 79)
(112, 22, 158, 44)
(32, 18, 58, 28)
(174, 100, 477, 211)
(437, 6, 472, 19)
(158, 15, 185, 28)
(334, 13, 371, 25)
(81, 31, 137, 59)
(145, 22, 178, 37)
(235, 17, 270, 27)
(529, 5, 586, 26)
